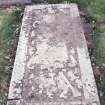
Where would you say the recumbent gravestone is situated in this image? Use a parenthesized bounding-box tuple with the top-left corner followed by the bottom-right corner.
(7, 4, 100, 105)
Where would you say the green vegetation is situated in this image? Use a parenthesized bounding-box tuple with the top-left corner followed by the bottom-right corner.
(101, 64, 105, 96)
(91, 28, 105, 96)
(0, 8, 23, 105)
(88, 0, 105, 22)
(48, 0, 63, 4)
(92, 29, 105, 64)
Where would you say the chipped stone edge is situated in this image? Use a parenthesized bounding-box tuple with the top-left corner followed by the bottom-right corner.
(70, 4, 101, 105)
(7, 7, 32, 100)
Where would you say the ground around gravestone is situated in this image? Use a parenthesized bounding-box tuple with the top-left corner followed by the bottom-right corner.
(0, 0, 31, 6)
(0, 7, 24, 105)
(7, 4, 100, 105)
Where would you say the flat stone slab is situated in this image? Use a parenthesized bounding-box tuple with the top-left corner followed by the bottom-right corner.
(0, 0, 31, 6)
(7, 4, 100, 105)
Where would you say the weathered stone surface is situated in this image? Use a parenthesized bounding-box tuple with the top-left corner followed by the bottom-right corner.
(0, 0, 31, 6)
(7, 100, 21, 105)
(7, 4, 100, 105)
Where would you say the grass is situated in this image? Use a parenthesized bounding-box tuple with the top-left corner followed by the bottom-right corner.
(91, 29, 105, 64)
(48, 0, 105, 22)
(91, 28, 105, 96)
(88, 0, 105, 22)
(101, 62, 105, 96)
(0, 8, 23, 105)
(48, 0, 105, 97)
